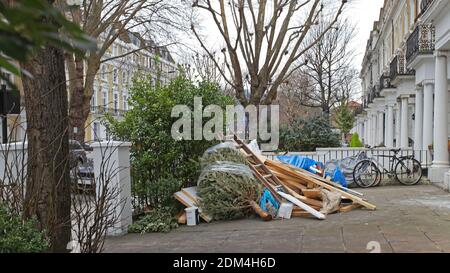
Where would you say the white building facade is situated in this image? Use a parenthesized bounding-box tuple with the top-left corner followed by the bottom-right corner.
(353, 0, 450, 189)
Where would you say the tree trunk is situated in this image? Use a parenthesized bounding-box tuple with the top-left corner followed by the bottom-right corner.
(21, 42, 71, 252)
(68, 54, 100, 144)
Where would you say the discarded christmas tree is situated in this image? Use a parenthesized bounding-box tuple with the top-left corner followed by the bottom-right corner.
(197, 161, 267, 221)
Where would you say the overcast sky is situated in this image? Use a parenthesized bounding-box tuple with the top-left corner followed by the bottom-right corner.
(346, 0, 384, 69)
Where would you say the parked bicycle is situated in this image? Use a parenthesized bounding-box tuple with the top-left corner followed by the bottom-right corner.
(352, 147, 423, 188)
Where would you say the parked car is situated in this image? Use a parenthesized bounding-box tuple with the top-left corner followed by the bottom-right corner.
(69, 140, 95, 191)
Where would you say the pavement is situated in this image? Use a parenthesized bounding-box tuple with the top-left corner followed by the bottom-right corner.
(104, 185, 450, 253)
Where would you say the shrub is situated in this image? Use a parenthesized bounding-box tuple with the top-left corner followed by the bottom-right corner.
(107, 76, 234, 210)
(0, 205, 49, 253)
(350, 133, 364, 148)
(279, 115, 341, 152)
(128, 208, 178, 233)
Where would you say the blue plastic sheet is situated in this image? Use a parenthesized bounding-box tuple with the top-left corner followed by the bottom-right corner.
(277, 155, 321, 174)
(325, 167, 347, 188)
(259, 189, 279, 213)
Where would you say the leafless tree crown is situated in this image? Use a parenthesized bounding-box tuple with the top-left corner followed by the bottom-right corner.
(192, 0, 347, 106)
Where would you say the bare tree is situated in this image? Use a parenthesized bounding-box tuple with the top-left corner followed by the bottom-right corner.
(181, 52, 225, 84)
(59, 0, 190, 143)
(191, 0, 347, 106)
(296, 17, 359, 115)
(277, 70, 316, 125)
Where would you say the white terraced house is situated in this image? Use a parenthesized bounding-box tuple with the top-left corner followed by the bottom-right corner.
(352, 0, 450, 189)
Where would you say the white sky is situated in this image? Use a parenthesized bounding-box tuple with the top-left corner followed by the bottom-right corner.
(345, 0, 385, 69)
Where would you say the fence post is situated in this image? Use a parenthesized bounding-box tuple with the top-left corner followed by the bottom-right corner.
(90, 141, 133, 236)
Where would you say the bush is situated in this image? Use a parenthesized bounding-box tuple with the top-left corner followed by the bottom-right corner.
(279, 115, 341, 152)
(128, 208, 178, 233)
(349, 133, 364, 148)
(107, 76, 234, 210)
(0, 205, 49, 253)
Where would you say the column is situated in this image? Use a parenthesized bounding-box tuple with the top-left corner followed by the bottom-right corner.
(386, 104, 395, 147)
(371, 113, 377, 147)
(423, 81, 434, 151)
(432, 52, 449, 168)
(395, 105, 401, 148)
(400, 96, 409, 148)
(364, 118, 368, 145)
(377, 110, 384, 146)
(91, 141, 133, 236)
(414, 87, 424, 151)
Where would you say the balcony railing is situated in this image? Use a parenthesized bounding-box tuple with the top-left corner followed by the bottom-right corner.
(390, 54, 415, 81)
(91, 106, 126, 117)
(406, 23, 435, 64)
(379, 74, 393, 90)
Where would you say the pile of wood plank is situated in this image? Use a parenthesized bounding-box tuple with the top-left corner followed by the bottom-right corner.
(234, 136, 376, 220)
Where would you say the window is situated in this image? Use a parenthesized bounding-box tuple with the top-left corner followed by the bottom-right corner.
(113, 69, 118, 83)
(93, 122, 100, 141)
(122, 70, 127, 84)
(113, 93, 118, 113)
(123, 94, 128, 111)
(101, 65, 107, 80)
(102, 90, 107, 107)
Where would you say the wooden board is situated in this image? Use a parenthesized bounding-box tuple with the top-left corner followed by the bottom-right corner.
(301, 189, 322, 200)
(339, 204, 362, 213)
(174, 191, 212, 222)
(265, 160, 377, 211)
(291, 211, 313, 218)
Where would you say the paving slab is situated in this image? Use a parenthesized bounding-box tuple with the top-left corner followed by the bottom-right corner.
(104, 185, 450, 253)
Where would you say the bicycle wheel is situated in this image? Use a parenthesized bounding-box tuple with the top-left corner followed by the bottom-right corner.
(353, 160, 381, 188)
(395, 158, 422, 185)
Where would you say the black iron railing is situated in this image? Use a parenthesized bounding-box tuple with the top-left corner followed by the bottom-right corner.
(390, 54, 415, 81)
(379, 74, 393, 90)
(406, 23, 435, 64)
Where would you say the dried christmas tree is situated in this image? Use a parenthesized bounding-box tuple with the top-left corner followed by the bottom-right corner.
(197, 161, 268, 221)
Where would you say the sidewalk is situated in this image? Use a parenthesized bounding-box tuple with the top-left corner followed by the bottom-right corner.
(104, 185, 450, 253)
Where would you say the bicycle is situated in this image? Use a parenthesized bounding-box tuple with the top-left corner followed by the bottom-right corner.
(352, 148, 423, 188)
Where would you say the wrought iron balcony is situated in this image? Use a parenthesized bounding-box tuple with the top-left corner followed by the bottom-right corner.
(379, 74, 393, 90)
(390, 54, 415, 82)
(406, 23, 435, 65)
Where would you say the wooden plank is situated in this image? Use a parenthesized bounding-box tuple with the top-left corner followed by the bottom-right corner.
(174, 191, 212, 222)
(291, 211, 313, 218)
(181, 187, 201, 204)
(277, 191, 326, 220)
(339, 204, 362, 213)
(265, 160, 377, 211)
(301, 189, 322, 200)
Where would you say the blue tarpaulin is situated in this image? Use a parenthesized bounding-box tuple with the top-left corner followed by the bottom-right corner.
(277, 155, 321, 174)
(325, 167, 347, 188)
(259, 189, 279, 213)
(277, 155, 348, 188)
